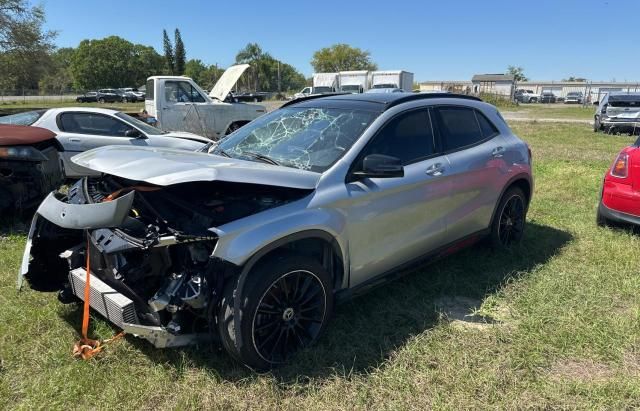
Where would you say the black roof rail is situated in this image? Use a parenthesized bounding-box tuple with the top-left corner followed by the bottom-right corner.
(280, 92, 350, 108)
(386, 93, 482, 109)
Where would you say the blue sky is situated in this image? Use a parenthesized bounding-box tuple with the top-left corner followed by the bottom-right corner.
(39, 0, 638, 82)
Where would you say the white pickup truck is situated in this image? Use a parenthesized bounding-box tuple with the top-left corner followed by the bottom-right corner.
(144, 64, 266, 140)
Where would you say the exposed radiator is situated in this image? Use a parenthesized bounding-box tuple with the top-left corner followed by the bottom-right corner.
(68, 268, 138, 327)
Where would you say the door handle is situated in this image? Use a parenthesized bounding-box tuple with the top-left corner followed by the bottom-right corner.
(492, 146, 505, 158)
(425, 163, 445, 176)
(69, 138, 81, 142)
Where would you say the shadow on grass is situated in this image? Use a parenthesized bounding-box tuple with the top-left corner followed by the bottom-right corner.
(59, 221, 572, 384)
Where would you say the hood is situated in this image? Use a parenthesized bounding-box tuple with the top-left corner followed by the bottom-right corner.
(0, 124, 56, 145)
(209, 64, 250, 101)
(71, 145, 320, 189)
(164, 131, 211, 144)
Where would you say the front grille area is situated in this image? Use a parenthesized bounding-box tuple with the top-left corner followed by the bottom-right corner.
(68, 268, 138, 327)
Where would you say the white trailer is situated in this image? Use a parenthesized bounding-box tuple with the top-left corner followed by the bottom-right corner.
(338, 70, 369, 93)
(371, 70, 414, 92)
(144, 64, 266, 140)
(312, 73, 339, 93)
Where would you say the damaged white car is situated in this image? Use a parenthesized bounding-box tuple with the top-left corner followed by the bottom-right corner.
(19, 93, 533, 369)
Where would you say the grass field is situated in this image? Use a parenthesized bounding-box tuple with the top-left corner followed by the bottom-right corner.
(0, 100, 144, 114)
(1, 120, 639, 409)
(506, 103, 596, 120)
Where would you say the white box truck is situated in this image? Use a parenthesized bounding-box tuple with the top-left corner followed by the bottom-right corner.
(370, 70, 414, 91)
(312, 73, 339, 94)
(338, 70, 369, 93)
(144, 64, 266, 140)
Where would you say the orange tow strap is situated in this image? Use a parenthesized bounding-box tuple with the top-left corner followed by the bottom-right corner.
(72, 237, 125, 359)
(103, 185, 161, 202)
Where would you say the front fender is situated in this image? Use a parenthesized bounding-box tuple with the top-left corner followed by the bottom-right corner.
(211, 207, 348, 269)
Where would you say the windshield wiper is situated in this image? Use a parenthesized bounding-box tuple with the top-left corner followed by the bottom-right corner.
(211, 147, 231, 158)
(241, 151, 280, 166)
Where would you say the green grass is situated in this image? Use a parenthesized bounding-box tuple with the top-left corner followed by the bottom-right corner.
(1, 120, 640, 408)
(507, 103, 596, 120)
(0, 100, 144, 114)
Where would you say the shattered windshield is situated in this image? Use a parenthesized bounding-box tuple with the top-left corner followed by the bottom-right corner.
(213, 107, 378, 172)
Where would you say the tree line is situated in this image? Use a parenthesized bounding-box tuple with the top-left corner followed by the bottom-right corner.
(1, 0, 379, 94)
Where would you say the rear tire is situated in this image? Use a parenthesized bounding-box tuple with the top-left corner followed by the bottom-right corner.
(217, 253, 333, 370)
(490, 187, 527, 248)
(98, 97, 105, 103)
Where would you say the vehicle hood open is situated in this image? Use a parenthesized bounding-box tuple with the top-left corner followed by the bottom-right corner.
(209, 64, 250, 102)
(71, 145, 320, 189)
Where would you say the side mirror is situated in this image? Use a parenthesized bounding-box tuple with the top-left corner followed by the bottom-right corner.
(125, 129, 143, 138)
(352, 154, 404, 180)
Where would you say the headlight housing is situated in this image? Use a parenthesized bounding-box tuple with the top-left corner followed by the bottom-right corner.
(0, 146, 48, 162)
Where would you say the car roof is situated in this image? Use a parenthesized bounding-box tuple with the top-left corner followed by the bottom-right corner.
(283, 92, 481, 112)
(45, 107, 120, 115)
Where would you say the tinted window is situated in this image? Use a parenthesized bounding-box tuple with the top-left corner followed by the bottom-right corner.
(476, 111, 499, 138)
(59, 113, 132, 136)
(146, 80, 154, 100)
(362, 109, 434, 165)
(165, 81, 206, 103)
(436, 106, 484, 151)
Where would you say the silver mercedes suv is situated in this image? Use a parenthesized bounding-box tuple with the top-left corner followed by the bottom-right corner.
(20, 93, 533, 369)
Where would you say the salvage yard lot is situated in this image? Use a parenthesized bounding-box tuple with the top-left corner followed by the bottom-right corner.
(1, 118, 639, 408)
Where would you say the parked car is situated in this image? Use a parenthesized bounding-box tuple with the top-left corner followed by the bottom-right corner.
(96, 89, 121, 103)
(76, 92, 99, 103)
(20, 93, 533, 369)
(564, 92, 584, 104)
(364, 88, 405, 93)
(594, 92, 640, 133)
(293, 86, 312, 99)
(514, 89, 540, 103)
(119, 88, 145, 102)
(0, 108, 209, 178)
(540, 92, 557, 104)
(597, 138, 640, 226)
(0, 124, 64, 211)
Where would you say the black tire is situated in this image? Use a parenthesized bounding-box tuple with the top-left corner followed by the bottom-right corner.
(594, 116, 600, 132)
(122, 97, 128, 103)
(98, 97, 105, 103)
(217, 253, 334, 370)
(224, 122, 241, 135)
(596, 207, 611, 227)
(490, 187, 527, 248)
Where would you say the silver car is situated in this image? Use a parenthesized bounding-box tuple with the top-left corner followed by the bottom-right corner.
(19, 93, 533, 369)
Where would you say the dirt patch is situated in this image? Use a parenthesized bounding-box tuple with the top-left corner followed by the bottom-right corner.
(434, 296, 495, 329)
(548, 359, 615, 382)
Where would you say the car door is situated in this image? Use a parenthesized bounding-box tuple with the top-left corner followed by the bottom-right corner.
(344, 107, 451, 288)
(159, 80, 217, 136)
(433, 106, 507, 241)
(57, 112, 147, 177)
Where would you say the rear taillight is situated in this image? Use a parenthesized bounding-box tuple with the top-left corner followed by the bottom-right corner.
(611, 152, 629, 178)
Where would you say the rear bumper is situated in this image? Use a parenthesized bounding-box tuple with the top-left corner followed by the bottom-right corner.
(598, 201, 640, 226)
(600, 179, 640, 224)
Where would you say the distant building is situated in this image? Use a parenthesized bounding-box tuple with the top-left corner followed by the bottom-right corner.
(420, 77, 640, 103)
(471, 74, 515, 96)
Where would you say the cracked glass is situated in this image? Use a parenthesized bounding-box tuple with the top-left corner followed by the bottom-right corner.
(213, 107, 378, 172)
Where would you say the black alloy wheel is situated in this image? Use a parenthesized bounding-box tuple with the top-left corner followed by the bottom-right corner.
(491, 187, 526, 248)
(252, 270, 327, 364)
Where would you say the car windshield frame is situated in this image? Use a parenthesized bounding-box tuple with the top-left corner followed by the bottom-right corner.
(212, 106, 379, 173)
(0, 109, 46, 126)
(114, 112, 167, 135)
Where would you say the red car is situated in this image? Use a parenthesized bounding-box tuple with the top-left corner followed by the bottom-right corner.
(598, 143, 640, 226)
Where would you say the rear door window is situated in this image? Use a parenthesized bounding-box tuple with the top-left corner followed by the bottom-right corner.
(435, 106, 488, 151)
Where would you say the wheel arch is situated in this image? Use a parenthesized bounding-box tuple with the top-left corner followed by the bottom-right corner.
(489, 173, 532, 229)
(230, 229, 347, 351)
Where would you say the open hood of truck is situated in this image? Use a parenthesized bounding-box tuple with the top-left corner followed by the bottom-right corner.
(71, 145, 320, 189)
(209, 64, 250, 101)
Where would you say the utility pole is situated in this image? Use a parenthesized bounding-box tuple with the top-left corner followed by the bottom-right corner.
(277, 60, 281, 94)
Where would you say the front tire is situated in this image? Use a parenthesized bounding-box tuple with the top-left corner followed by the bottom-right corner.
(217, 254, 334, 370)
(491, 187, 526, 248)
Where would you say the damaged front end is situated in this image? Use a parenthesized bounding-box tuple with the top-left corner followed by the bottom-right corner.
(20, 175, 307, 347)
